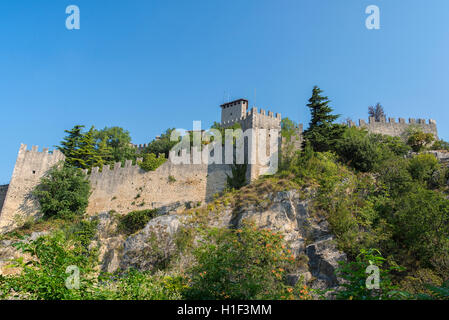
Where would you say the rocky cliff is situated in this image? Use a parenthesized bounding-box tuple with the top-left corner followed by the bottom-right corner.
(89, 189, 346, 293)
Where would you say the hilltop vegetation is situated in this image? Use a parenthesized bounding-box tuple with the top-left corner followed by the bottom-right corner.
(1, 86, 449, 300)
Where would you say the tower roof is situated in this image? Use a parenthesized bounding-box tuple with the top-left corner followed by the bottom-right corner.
(220, 99, 248, 108)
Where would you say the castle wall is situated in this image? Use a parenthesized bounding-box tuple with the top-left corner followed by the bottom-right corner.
(0, 144, 65, 233)
(347, 117, 438, 139)
(85, 156, 232, 215)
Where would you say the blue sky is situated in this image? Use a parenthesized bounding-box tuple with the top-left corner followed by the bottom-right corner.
(1, 0, 449, 183)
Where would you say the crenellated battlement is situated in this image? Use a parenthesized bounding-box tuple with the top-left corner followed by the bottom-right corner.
(347, 116, 438, 139)
(0, 144, 66, 233)
(221, 105, 281, 130)
(82, 158, 144, 176)
(18, 143, 65, 158)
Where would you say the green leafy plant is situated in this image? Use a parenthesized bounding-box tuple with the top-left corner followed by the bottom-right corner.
(33, 164, 91, 220)
(335, 249, 406, 300)
(226, 163, 247, 190)
(184, 223, 299, 300)
(406, 127, 434, 152)
(117, 209, 159, 235)
(138, 153, 167, 172)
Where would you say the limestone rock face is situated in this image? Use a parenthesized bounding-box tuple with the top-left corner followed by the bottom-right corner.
(231, 190, 346, 291)
(119, 215, 182, 271)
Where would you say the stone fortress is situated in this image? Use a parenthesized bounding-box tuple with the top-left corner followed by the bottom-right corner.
(0, 98, 440, 233)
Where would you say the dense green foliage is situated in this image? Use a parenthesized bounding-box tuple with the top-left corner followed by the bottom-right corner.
(406, 127, 435, 152)
(58, 125, 137, 170)
(184, 224, 302, 300)
(138, 153, 167, 172)
(144, 128, 179, 158)
(117, 209, 160, 235)
(335, 249, 405, 300)
(0, 231, 98, 300)
(33, 165, 90, 220)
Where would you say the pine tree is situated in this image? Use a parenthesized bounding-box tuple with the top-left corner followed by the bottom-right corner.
(303, 86, 345, 152)
(57, 125, 85, 167)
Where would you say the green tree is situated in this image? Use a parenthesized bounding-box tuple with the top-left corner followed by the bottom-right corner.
(76, 126, 103, 170)
(33, 164, 91, 220)
(393, 186, 449, 266)
(94, 126, 136, 164)
(57, 125, 85, 167)
(145, 128, 179, 158)
(303, 86, 345, 152)
(406, 127, 434, 152)
(335, 127, 382, 172)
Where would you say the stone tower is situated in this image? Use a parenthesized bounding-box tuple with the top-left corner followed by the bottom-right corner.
(220, 99, 282, 180)
(0, 144, 65, 233)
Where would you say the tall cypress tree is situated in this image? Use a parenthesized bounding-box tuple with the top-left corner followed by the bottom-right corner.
(303, 86, 345, 152)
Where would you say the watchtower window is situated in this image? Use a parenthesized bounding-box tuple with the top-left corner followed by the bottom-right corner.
(32, 170, 36, 174)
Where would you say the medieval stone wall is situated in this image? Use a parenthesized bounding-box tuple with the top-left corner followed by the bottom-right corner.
(0, 144, 65, 233)
(347, 117, 438, 139)
(85, 156, 232, 215)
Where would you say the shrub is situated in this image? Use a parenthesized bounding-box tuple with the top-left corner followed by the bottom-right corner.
(431, 139, 449, 151)
(33, 164, 90, 220)
(138, 153, 167, 172)
(0, 232, 98, 300)
(392, 186, 449, 268)
(226, 163, 247, 190)
(103, 269, 186, 300)
(406, 127, 434, 152)
(335, 249, 406, 300)
(407, 154, 442, 188)
(117, 209, 159, 235)
(184, 223, 298, 300)
(335, 128, 382, 172)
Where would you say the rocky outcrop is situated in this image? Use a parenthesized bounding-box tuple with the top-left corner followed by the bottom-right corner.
(119, 215, 182, 271)
(230, 190, 346, 291)
(94, 189, 346, 292)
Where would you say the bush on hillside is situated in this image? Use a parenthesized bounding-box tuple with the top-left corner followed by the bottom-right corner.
(184, 223, 301, 300)
(335, 128, 382, 172)
(117, 209, 159, 235)
(138, 153, 167, 172)
(33, 164, 90, 220)
(406, 127, 434, 152)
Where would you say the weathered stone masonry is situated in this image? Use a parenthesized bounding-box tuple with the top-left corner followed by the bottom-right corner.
(347, 116, 438, 139)
(0, 144, 65, 233)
